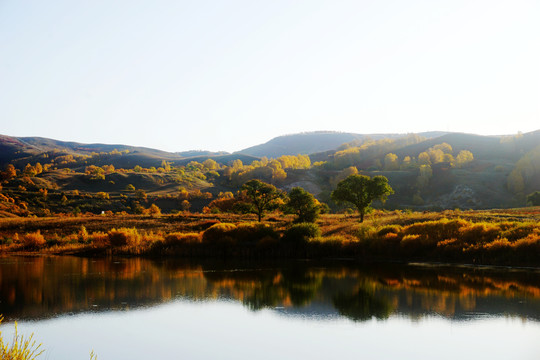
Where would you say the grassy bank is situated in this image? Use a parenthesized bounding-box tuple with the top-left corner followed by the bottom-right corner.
(1, 208, 539, 266)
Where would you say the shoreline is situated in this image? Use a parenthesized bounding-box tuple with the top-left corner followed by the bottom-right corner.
(1, 209, 539, 268)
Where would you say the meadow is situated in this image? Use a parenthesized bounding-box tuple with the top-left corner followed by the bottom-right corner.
(1, 208, 539, 267)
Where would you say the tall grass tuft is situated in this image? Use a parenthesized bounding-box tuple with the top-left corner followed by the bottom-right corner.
(0, 316, 44, 360)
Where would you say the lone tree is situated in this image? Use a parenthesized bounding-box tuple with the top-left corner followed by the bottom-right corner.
(285, 187, 321, 223)
(527, 191, 540, 206)
(240, 179, 284, 222)
(331, 174, 394, 222)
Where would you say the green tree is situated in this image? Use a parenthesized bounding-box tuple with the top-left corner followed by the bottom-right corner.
(331, 174, 394, 222)
(135, 189, 147, 201)
(285, 187, 320, 223)
(527, 191, 540, 206)
(240, 179, 284, 222)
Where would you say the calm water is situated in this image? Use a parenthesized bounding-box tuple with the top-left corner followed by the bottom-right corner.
(1, 256, 540, 360)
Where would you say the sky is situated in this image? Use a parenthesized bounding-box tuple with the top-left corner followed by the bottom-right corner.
(1, 0, 539, 153)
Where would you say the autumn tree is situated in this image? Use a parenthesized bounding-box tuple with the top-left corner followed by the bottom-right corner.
(384, 153, 399, 170)
(456, 150, 474, 167)
(416, 164, 433, 189)
(285, 187, 321, 223)
(161, 160, 172, 172)
(85, 165, 105, 180)
(418, 152, 431, 165)
(239, 179, 284, 222)
(1, 164, 17, 181)
(202, 159, 219, 170)
(331, 174, 394, 222)
(135, 189, 147, 201)
(23, 164, 37, 177)
(181, 199, 191, 212)
(146, 204, 162, 216)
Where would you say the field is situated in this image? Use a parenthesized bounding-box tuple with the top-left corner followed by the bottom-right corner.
(1, 208, 539, 267)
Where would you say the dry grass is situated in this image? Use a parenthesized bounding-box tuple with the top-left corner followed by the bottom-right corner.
(21, 231, 46, 248)
(0, 316, 44, 360)
(0, 209, 539, 265)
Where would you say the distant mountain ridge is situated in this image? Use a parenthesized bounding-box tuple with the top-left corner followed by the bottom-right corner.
(1, 130, 536, 168)
(237, 131, 451, 158)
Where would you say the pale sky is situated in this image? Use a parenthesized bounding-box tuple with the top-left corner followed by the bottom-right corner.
(1, 0, 539, 152)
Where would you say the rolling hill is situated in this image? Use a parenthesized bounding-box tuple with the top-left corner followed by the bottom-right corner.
(1, 129, 540, 216)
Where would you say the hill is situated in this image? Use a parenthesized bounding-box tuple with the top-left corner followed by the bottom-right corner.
(1, 130, 540, 216)
(238, 131, 449, 158)
(0, 135, 253, 169)
(238, 132, 366, 157)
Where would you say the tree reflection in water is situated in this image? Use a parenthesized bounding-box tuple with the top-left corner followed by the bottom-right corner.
(1, 256, 540, 323)
(333, 287, 393, 321)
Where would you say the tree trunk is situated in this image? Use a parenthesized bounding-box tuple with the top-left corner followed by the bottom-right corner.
(359, 210, 365, 223)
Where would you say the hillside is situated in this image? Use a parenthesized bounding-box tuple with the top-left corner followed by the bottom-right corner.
(238, 132, 365, 157)
(1, 130, 540, 216)
(238, 131, 449, 158)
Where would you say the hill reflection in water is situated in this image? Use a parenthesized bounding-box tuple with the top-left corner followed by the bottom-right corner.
(1, 256, 540, 323)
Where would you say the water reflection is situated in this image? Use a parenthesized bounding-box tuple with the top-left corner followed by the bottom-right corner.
(1, 256, 540, 323)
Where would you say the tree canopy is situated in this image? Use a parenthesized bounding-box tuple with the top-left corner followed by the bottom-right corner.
(527, 191, 540, 206)
(331, 174, 394, 222)
(240, 179, 284, 222)
(285, 187, 321, 223)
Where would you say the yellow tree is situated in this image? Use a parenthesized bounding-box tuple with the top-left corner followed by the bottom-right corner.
(384, 153, 399, 170)
(456, 150, 474, 167)
(418, 152, 431, 165)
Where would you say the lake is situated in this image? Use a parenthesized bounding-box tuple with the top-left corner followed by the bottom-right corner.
(1, 256, 540, 359)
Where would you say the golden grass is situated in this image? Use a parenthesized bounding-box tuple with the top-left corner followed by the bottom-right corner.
(0, 210, 539, 265)
(0, 316, 44, 360)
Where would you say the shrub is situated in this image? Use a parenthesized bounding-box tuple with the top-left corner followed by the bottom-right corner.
(283, 223, 321, 244)
(107, 228, 141, 247)
(164, 232, 201, 245)
(22, 231, 46, 248)
(355, 224, 377, 241)
(377, 224, 402, 237)
(310, 234, 352, 244)
(458, 222, 500, 245)
(192, 219, 221, 231)
(500, 223, 537, 241)
(512, 234, 540, 254)
(232, 222, 278, 244)
(141, 231, 164, 243)
(79, 226, 89, 243)
(90, 232, 109, 247)
(202, 223, 237, 245)
(402, 218, 467, 241)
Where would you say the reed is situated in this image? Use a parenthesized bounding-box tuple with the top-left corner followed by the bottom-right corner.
(0, 316, 44, 360)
